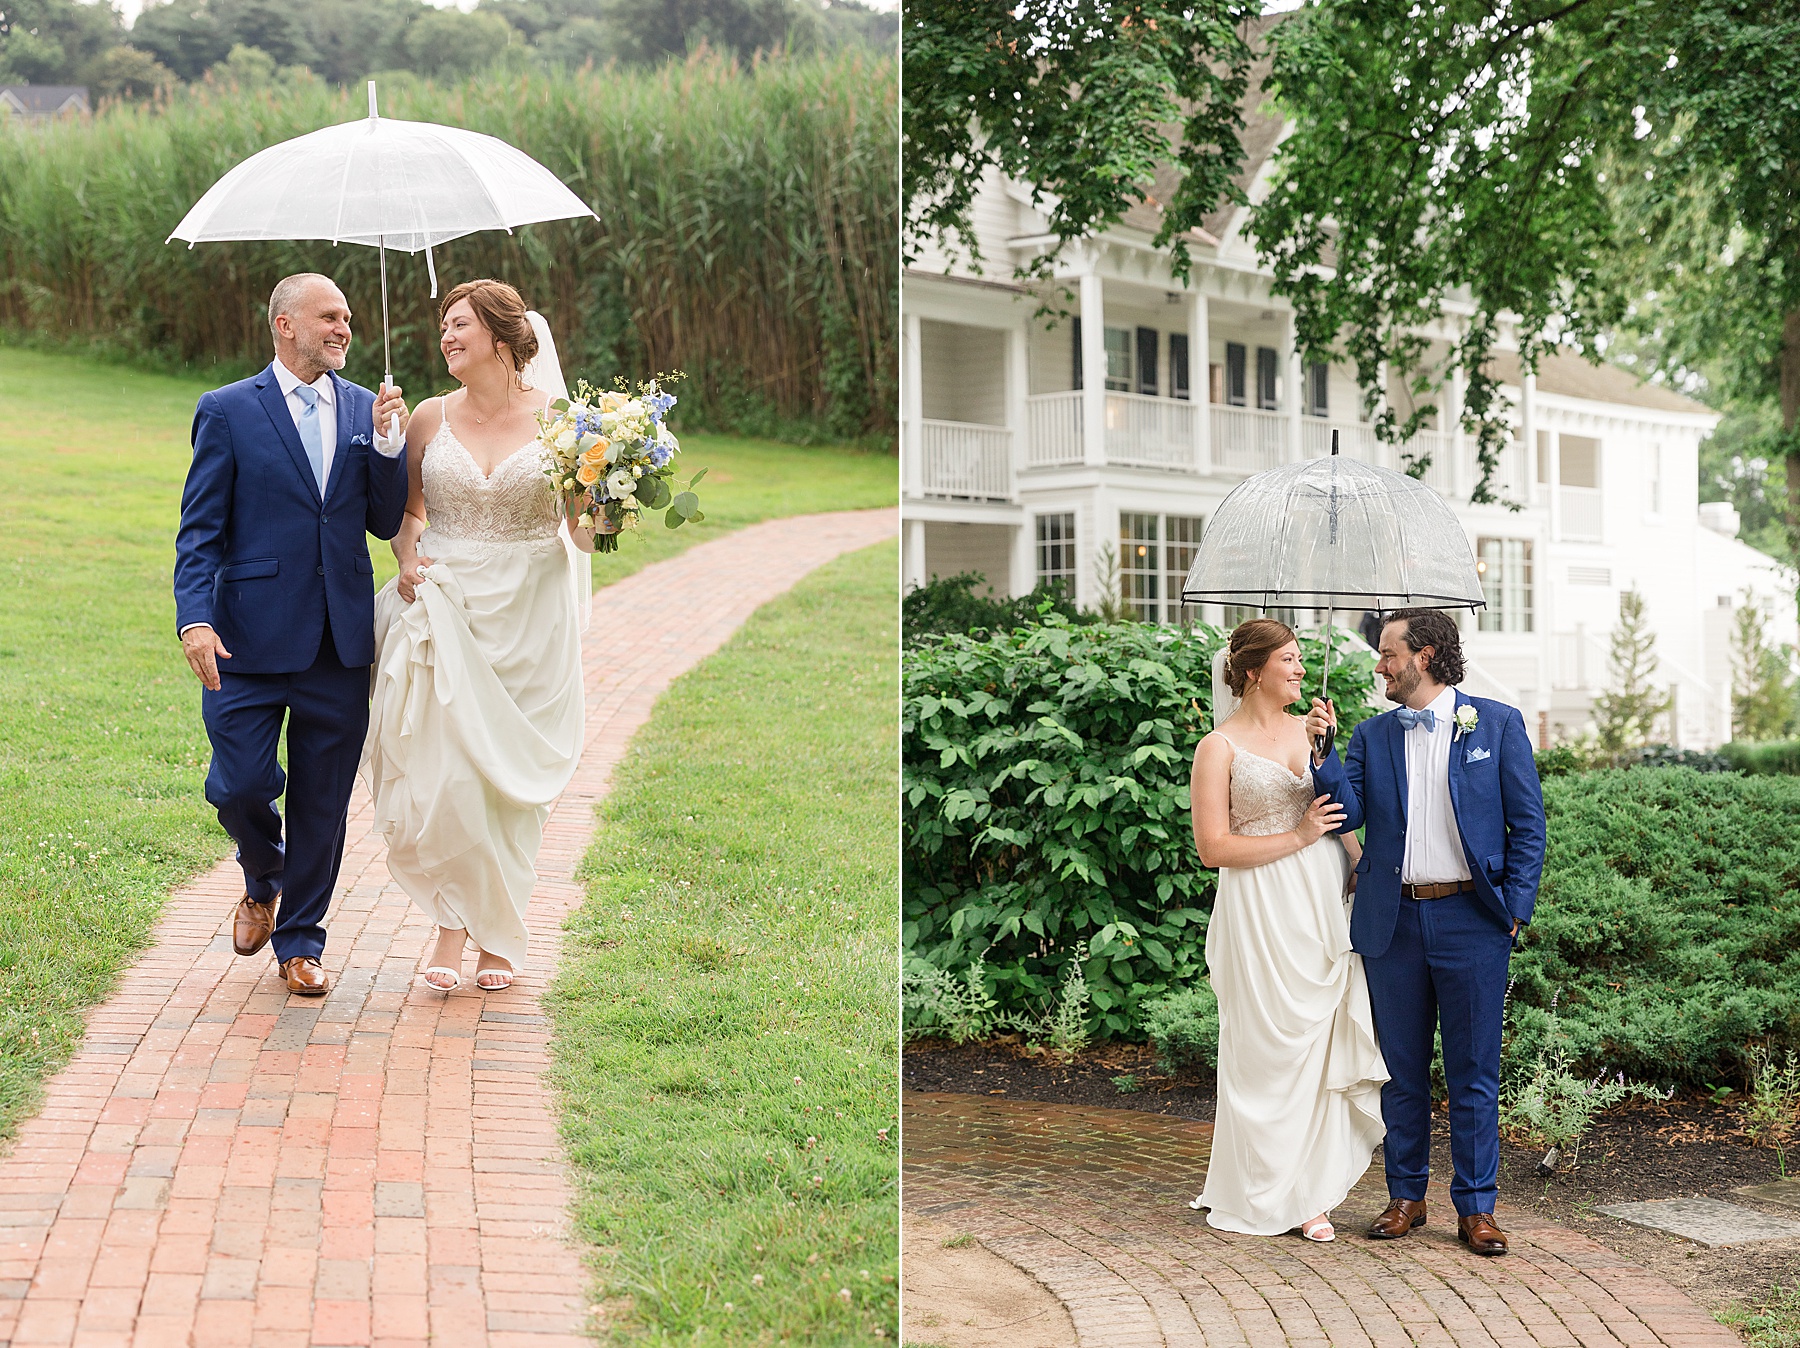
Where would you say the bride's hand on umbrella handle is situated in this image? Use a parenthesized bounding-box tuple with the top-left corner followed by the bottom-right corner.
(1306, 697, 1337, 760)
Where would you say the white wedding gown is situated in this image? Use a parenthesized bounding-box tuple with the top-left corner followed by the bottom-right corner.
(1195, 738, 1388, 1234)
(360, 419, 584, 969)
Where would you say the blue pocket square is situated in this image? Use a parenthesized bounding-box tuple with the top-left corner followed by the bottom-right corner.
(1465, 747, 1491, 763)
(350, 433, 371, 447)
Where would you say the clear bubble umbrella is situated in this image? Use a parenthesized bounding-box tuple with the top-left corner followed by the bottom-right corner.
(1182, 430, 1485, 746)
(167, 81, 598, 416)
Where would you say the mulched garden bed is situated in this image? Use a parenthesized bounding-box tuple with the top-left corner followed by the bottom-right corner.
(906, 1037, 1800, 1331)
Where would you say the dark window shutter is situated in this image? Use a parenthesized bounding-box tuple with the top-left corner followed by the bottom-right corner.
(1171, 334, 1190, 400)
(1256, 347, 1279, 409)
(1072, 317, 1082, 391)
(1226, 343, 1247, 406)
(1136, 327, 1158, 396)
(1307, 361, 1329, 417)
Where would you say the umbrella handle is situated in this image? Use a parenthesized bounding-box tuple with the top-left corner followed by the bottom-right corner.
(1314, 609, 1334, 758)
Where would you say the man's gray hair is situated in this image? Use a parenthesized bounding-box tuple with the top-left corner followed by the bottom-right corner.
(267, 273, 335, 338)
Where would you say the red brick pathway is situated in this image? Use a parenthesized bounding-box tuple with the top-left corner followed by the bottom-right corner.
(904, 1091, 1739, 1348)
(0, 509, 896, 1348)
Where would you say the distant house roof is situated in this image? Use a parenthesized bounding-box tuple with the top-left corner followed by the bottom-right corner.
(1117, 16, 1287, 245)
(1487, 348, 1716, 417)
(0, 86, 90, 117)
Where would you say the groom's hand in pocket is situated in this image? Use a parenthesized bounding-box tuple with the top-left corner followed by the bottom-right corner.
(181, 624, 232, 691)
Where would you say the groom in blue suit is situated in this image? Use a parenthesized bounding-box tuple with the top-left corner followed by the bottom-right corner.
(173, 274, 410, 996)
(1308, 609, 1545, 1255)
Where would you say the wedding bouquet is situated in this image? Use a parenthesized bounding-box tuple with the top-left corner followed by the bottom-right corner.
(538, 375, 704, 553)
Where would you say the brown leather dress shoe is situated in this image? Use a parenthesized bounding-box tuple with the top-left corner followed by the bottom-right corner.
(1458, 1212, 1508, 1255)
(233, 895, 276, 956)
(1366, 1198, 1428, 1239)
(279, 956, 329, 996)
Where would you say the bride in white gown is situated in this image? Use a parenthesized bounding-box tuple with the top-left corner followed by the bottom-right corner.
(362, 278, 595, 992)
(1188, 617, 1387, 1240)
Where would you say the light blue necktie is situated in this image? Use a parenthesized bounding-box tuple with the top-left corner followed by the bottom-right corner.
(293, 382, 326, 494)
(1395, 707, 1437, 732)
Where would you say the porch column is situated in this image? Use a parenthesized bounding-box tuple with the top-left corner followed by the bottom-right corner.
(1375, 360, 1392, 470)
(1546, 424, 1563, 543)
(1285, 310, 1303, 461)
(1008, 322, 1033, 596)
(1190, 288, 1212, 474)
(903, 310, 924, 499)
(905, 517, 927, 592)
(1008, 319, 1030, 496)
(1521, 368, 1538, 509)
(1447, 364, 1467, 499)
(1079, 271, 1107, 468)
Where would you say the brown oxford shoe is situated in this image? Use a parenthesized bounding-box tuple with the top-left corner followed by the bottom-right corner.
(279, 956, 329, 996)
(1366, 1197, 1427, 1239)
(233, 895, 276, 957)
(1458, 1212, 1509, 1255)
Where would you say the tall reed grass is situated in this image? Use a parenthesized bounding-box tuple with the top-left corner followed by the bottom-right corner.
(0, 53, 896, 440)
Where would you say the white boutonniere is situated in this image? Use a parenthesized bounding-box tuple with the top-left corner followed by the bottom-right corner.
(1453, 704, 1479, 741)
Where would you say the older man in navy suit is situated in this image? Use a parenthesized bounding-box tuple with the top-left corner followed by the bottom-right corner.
(173, 274, 411, 996)
(1307, 609, 1546, 1255)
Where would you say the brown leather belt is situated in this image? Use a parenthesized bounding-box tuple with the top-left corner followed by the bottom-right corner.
(1401, 880, 1476, 900)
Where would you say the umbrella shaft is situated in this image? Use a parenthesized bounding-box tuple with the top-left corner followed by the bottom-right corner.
(379, 237, 391, 387)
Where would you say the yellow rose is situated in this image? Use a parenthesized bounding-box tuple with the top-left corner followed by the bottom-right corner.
(576, 463, 600, 486)
(579, 440, 609, 467)
(599, 391, 627, 412)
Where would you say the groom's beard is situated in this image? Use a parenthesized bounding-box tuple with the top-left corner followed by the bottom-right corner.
(1383, 664, 1420, 705)
(297, 330, 349, 373)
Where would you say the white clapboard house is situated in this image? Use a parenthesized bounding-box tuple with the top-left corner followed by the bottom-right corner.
(903, 101, 1796, 749)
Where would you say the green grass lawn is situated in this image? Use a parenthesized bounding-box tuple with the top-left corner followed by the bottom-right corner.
(551, 540, 897, 1346)
(0, 343, 894, 1139)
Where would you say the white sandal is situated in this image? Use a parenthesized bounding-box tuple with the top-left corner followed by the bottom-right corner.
(474, 967, 513, 991)
(422, 966, 462, 992)
(1299, 1215, 1336, 1243)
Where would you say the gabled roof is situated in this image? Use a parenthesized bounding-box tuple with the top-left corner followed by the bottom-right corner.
(0, 86, 90, 115)
(1488, 348, 1715, 418)
(1117, 16, 1286, 245)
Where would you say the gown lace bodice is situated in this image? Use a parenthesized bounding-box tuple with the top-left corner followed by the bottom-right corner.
(421, 420, 560, 544)
(1223, 740, 1315, 838)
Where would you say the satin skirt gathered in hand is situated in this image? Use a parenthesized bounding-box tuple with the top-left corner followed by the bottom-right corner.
(361, 528, 584, 969)
(1198, 840, 1388, 1235)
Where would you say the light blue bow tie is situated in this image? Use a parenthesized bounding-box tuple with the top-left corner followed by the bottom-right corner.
(1395, 707, 1437, 732)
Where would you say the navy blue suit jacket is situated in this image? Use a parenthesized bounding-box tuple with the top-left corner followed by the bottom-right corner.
(1312, 692, 1547, 959)
(172, 364, 409, 673)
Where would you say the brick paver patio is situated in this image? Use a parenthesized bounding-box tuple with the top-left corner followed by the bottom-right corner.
(0, 509, 896, 1348)
(904, 1091, 1739, 1348)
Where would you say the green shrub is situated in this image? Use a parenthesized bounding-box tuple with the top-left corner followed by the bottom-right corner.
(1141, 983, 1220, 1075)
(902, 573, 1087, 643)
(1721, 739, 1800, 775)
(902, 616, 1376, 1037)
(1506, 768, 1800, 1086)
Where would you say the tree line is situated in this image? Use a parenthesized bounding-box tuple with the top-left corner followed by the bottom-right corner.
(1, 0, 893, 100)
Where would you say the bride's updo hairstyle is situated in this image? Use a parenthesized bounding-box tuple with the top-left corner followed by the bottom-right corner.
(438, 278, 539, 374)
(1223, 617, 1299, 698)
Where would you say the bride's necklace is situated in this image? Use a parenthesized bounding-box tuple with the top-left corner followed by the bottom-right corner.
(465, 389, 511, 425)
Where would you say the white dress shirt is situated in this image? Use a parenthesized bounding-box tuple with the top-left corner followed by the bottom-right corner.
(273, 357, 404, 480)
(1401, 684, 1471, 884)
(179, 363, 403, 637)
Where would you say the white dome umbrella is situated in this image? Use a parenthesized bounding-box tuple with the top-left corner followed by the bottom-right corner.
(167, 81, 599, 420)
(1181, 430, 1485, 749)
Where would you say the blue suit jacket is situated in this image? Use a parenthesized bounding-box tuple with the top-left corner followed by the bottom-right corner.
(172, 364, 409, 673)
(1312, 691, 1546, 959)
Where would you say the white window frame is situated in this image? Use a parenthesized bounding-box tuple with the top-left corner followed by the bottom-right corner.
(1476, 537, 1533, 633)
(1035, 512, 1078, 595)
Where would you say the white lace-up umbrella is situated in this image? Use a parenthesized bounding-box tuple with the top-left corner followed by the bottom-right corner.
(1182, 430, 1485, 746)
(168, 82, 598, 408)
